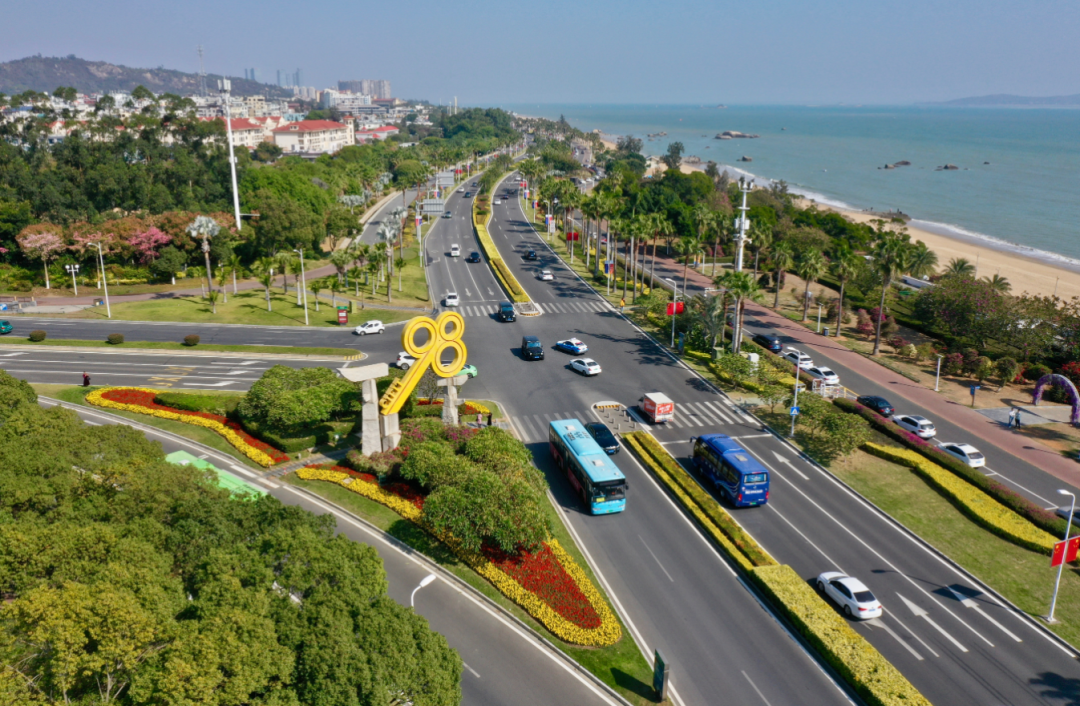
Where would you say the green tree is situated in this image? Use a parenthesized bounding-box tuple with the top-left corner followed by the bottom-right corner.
(830, 248, 861, 337)
(770, 240, 795, 309)
(870, 226, 912, 356)
(149, 246, 186, 284)
(944, 257, 976, 277)
(996, 357, 1020, 390)
(661, 141, 685, 171)
(795, 248, 827, 321)
(238, 365, 359, 433)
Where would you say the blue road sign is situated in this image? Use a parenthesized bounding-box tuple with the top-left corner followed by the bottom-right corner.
(790, 406, 800, 416)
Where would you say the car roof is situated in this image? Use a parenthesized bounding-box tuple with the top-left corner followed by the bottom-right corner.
(861, 396, 889, 404)
(904, 415, 930, 423)
(950, 443, 979, 453)
(835, 575, 872, 594)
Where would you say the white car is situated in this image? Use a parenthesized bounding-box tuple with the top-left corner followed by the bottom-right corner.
(353, 320, 385, 336)
(493, 199, 501, 205)
(457, 187, 464, 193)
(806, 366, 840, 385)
(817, 572, 883, 620)
(783, 347, 814, 370)
(540, 270, 554, 281)
(450, 244, 461, 257)
(396, 352, 417, 370)
(940, 443, 986, 468)
(570, 358, 602, 376)
(444, 293, 460, 307)
(893, 414, 937, 439)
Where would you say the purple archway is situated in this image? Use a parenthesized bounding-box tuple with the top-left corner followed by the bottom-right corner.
(1033, 374, 1080, 426)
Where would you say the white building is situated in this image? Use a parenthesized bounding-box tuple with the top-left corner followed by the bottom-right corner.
(272, 119, 354, 154)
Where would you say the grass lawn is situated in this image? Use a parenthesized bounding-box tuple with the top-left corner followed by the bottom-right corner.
(829, 448, 1080, 646)
(1, 337, 361, 358)
(55, 290, 419, 327)
(286, 473, 659, 705)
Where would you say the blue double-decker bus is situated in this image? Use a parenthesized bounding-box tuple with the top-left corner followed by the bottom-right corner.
(549, 419, 627, 514)
(691, 434, 770, 507)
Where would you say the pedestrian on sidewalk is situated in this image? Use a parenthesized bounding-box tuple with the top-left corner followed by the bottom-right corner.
(1015, 408, 1023, 430)
(487, 413, 493, 427)
(1008, 407, 1018, 429)
(82, 371, 90, 387)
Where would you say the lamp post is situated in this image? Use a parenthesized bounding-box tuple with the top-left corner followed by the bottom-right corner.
(94, 242, 111, 319)
(411, 573, 437, 608)
(1048, 489, 1076, 623)
(665, 277, 678, 347)
(218, 79, 242, 231)
(935, 354, 945, 392)
(65, 263, 80, 296)
(790, 359, 801, 438)
(816, 303, 823, 333)
(293, 248, 309, 326)
(733, 177, 753, 272)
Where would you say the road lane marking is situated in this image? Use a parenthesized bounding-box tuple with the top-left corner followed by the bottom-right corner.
(947, 586, 1022, 642)
(462, 663, 481, 679)
(898, 593, 970, 652)
(770, 451, 809, 480)
(638, 535, 675, 582)
(0, 352, 27, 357)
(765, 503, 843, 569)
(728, 433, 774, 440)
(889, 613, 939, 657)
(866, 618, 924, 661)
(741, 670, 775, 706)
(183, 381, 238, 387)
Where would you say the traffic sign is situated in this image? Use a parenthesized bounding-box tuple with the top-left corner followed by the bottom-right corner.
(1052, 536, 1080, 567)
(790, 406, 800, 416)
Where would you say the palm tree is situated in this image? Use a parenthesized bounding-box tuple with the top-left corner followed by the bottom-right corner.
(673, 236, 700, 294)
(349, 265, 362, 296)
(692, 204, 714, 269)
(647, 212, 671, 290)
(216, 264, 229, 304)
(983, 273, 1012, 294)
(770, 241, 795, 309)
(395, 256, 406, 292)
(330, 250, 353, 284)
(945, 257, 975, 278)
(906, 241, 938, 280)
(749, 223, 772, 279)
(830, 249, 861, 337)
(205, 288, 219, 315)
(367, 261, 379, 295)
(580, 194, 602, 270)
(871, 233, 912, 355)
(258, 270, 274, 311)
(795, 248, 827, 321)
(310, 279, 323, 312)
(329, 277, 343, 308)
(718, 270, 760, 354)
(288, 258, 304, 304)
(374, 242, 388, 282)
(227, 253, 243, 294)
(274, 252, 294, 294)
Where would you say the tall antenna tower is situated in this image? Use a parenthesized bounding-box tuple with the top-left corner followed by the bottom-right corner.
(197, 46, 208, 97)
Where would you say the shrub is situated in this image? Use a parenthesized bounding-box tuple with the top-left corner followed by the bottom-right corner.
(28, 330, 46, 342)
(1024, 363, 1052, 381)
(106, 333, 124, 345)
(900, 343, 918, 359)
(154, 391, 241, 417)
(996, 357, 1021, 388)
(183, 334, 200, 346)
(855, 310, 874, 337)
(914, 342, 936, 362)
(399, 441, 476, 491)
(973, 356, 994, 383)
(942, 352, 965, 376)
(961, 349, 982, 375)
(880, 316, 899, 336)
(238, 365, 359, 433)
(423, 473, 549, 554)
(887, 336, 906, 353)
(1060, 361, 1080, 387)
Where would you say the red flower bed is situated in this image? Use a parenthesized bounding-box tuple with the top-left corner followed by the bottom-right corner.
(483, 544, 602, 629)
(100, 388, 289, 464)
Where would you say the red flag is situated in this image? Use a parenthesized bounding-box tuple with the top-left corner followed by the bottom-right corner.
(1051, 536, 1080, 567)
(666, 302, 685, 316)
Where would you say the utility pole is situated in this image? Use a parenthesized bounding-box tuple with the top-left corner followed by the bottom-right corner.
(219, 79, 242, 231)
(197, 46, 207, 98)
(733, 177, 753, 272)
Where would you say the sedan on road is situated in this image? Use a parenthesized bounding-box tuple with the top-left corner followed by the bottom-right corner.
(940, 442, 986, 468)
(782, 347, 814, 370)
(450, 244, 461, 257)
(396, 352, 417, 370)
(494, 199, 502, 205)
(893, 414, 937, 439)
(0, 320, 11, 335)
(752, 333, 783, 352)
(525, 250, 538, 261)
(817, 572, 883, 620)
(457, 364, 478, 379)
(806, 366, 840, 385)
(584, 421, 620, 454)
(857, 396, 895, 416)
(539, 270, 554, 281)
(353, 320, 385, 336)
(466, 252, 481, 263)
(443, 210, 452, 219)
(570, 358, 602, 376)
(444, 293, 460, 307)
(554, 338, 588, 354)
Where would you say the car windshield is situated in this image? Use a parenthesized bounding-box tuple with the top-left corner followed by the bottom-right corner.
(592, 480, 626, 500)
(854, 590, 876, 603)
(526, 341, 541, 348)
(743, 473, 767, 485)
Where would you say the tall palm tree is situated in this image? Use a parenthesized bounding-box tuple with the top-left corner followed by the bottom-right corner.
(983, 273, 1012, 294)
(795, 248, 828, 321)
(226, 253, 243, 294)
(871, 233, 912, 355)
(749, 223, 772, 279)
(648, 212, 671, 290)
(830, 249, 862, 337)
(330, 249, 353, 284)
(580, 194, 602, 270)
(329, 277, 343, 308)
(770, 241, 795, 309)
(692, 204, 714, 268)
(395, 256, 406, 292)
(274, 252, 294, 294)
(944, 257, 975, 278)
(673, 236, 700, 294)
(309, 279, 323, 312)
(258, 270, 274, 311)
(906, 241, 938, 280)
(288, 258, 304, 305)
(366, 261, 379, 295)
(718, 270, 761, 354)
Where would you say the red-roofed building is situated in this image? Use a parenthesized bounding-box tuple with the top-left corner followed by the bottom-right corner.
(200, 117, 269, 149)
(355, 125, 400, 143)
(272, 119, 354, 154)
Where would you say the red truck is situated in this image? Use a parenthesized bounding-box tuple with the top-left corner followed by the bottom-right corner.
(639, 392, 675, 424)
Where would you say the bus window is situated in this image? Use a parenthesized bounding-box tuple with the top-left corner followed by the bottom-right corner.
(744, 472, 768, 485)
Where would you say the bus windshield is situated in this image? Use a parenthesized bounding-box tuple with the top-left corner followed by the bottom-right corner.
(592, 479, 626, 500)
(744, 473, 767, 485)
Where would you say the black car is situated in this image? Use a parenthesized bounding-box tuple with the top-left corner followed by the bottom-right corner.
(521, 335, 544, 360)
(466, 252, 481, 263)
(752, 333, 783, 353)
(857, 396, 894, 416)
(524, 250, 538, 261)
(499, 302, 516, 322)
(585, 422, 620, 455)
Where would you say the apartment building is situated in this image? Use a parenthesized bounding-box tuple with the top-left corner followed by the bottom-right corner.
(272, 119, 354, 154)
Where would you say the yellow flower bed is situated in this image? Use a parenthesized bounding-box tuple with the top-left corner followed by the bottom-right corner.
(294, 466, 621, 646)
(471, 176, 530, 304)
(751, 564, 931, 706)
(865, 443, 1057, 554)
(86, 387, 281, 467)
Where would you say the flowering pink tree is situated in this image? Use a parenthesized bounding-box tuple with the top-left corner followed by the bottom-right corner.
(16, 231, 65, 289)
(128, 227, 172, 264)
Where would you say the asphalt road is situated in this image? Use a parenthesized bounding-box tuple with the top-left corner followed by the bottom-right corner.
(40, 397, 620, 706)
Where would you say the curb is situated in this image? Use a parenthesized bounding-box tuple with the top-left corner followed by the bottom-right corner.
(0, 343, 365, 361)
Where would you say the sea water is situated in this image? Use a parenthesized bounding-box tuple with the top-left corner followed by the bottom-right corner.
(505, 104, 1080, 268)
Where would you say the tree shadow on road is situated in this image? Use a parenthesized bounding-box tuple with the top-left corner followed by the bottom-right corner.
(1031, 672, 1080, 706)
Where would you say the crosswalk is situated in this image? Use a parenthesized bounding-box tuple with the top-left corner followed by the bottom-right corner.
(452, 300, 611, 318)
(506, 399, 746, 444)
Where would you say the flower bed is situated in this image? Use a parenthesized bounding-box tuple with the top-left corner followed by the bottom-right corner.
(294, 465, 621, 646)
(87, 387, 289, 467)
(416, 398, 492, 416)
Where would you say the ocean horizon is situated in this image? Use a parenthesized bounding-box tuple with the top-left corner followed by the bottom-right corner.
(505, 104, 1080, 272)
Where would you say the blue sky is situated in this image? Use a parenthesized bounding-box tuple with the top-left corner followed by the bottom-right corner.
(5, 0, 1079, 104)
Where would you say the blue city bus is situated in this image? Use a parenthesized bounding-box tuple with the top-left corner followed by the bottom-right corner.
(549, 419, 627, 514)
(691, 434, 769, 507)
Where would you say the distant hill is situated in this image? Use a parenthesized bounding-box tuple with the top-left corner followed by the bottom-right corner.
(0, 55, 291, 98)
(928, 93, 1080, 107)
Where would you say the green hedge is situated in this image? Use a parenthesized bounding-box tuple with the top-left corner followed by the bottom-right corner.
(833, 398, 1067, 538)
(154, 391, 242, 417)
(243, 418, 358, 453)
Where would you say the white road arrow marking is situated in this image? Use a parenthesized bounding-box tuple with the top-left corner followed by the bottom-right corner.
(867, 618, 924, 660)
(947, 587, 1022, 642)
(183, 381, 237, 387)
(771, 450, 809, 480)
(898, 593, 970, 652)
(465, 288, 472, 297)
(0, 352, 27, 357)
(211, 360, 259, 366)
(487, 288, 495, 297)
(226, 371, 248, 375)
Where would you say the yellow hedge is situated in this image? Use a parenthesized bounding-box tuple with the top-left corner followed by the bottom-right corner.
(864, 443, 1057, 554)
(472, 181, 530, 303)
(752, 565, 931, 706)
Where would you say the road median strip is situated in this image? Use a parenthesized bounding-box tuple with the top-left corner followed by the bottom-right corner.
(622, 430, 932, 706)
(473, 173, 530, 303)
(0, 338, 363, 359)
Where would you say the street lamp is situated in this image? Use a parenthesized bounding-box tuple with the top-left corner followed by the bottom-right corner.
(935, 354, 945, 392)
(1047, 489, 1076, 623)
(293, 248, 309, 326)
(218, 79, 242, 231)
(790, 359, 802, 438)
(733, 177, 754, 272)
(65, 263, 80, 296)
(411, 573, 437, 608)
(665, 277, 678, 347)
(817, 303, 824, 333)
(93, 242, 111, 319)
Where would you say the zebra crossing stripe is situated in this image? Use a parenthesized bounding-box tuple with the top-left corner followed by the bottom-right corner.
(517, 415, 540, 441)
(694, 401, 732, 426)
(702, 400, 735, 424)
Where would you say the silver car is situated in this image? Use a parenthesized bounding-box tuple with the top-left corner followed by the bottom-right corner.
(570, 358, 601, 376)
(892, 414, 937, 439)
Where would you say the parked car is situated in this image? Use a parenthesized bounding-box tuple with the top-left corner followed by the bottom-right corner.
(450, 244, 461, 257)
(752, 333, 783, 352)
(0, 320, 11, 335)
(782, 347, 814, 370)
(857, 396, 894, 416)
(396, 352, 417, 370)
(525, 250, 538, 261)
(522, 335, 544, 360)
(444, 293, 460, 307)
(570, 358, 602, 376)
(806, 366, 840, 385)
(443, 210, 453, 219)
(457, 364, 478, 379)
(554, 338, 588, 354)
(540, 270, 554, 281)
(584, 422, 620, 454)
(353, 320, 385, 336)
(499, 302, 516, 322)
(466, 252, 481, 263)
(816, 572, 883, 620)
(940, 443, 986, 468)
(892, 414, 937, 439)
